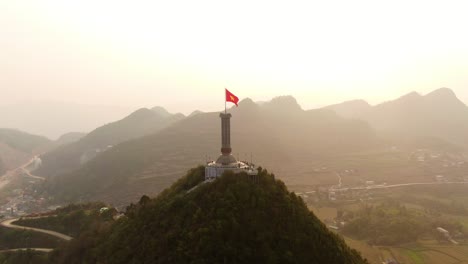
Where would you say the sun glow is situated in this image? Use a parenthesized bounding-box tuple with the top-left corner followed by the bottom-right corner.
(2, 0, 468, 113)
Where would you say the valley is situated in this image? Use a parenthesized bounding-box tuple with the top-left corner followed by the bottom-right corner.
(0, 159, 55, 219)
(308, 181, 468, 264)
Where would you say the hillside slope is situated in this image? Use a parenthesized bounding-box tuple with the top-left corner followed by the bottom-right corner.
(366, 88, 468, 145)
(326, 88, 468, 147)
(324, 99, 372, 119)
(0, 102, 134, 139)
(54, 132, 86, 146)
(0, 128, 51, 173)
(45, 97, 377, 205)
(35, 107, 184, 178)
(49, 167, 368, 264)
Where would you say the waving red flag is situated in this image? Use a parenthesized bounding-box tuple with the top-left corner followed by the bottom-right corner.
(225, 88, 239, 106)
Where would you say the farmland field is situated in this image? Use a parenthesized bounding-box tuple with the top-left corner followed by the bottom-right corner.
(308, 184, 468, 264)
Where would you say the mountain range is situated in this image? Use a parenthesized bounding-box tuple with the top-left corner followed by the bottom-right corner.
(1, 88, 466, 263)
(41, 96, 376, 205)
(34, 107, 184, 179)
(21, 87, 468, 206)
(0, 102, 135, 139)
(325, 88, 468, 147)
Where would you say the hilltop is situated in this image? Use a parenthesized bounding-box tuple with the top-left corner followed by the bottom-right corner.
(49, 167, 368, 264)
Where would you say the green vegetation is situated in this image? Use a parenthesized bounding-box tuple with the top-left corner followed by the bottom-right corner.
(49, 166, 368, 264)
(15, 202, 116, 237)
(0, 226, 61, 250)
(399, 185, 468, 216)
(312, 185, 468, 263)
(342, 200, 464, 245)
(405, 249, 424, 264)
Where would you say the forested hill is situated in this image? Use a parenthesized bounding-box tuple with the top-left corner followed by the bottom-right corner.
(49, 167, 368, 264)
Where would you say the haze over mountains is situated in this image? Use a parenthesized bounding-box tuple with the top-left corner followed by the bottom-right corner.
(35, 107, 185, 179)
(2, 87, 468, 264)
(0, 129, 51, 175)
(2, 87, 467, 206)
(326, 88, 468, 147)
(39, 95, 376, 205)
(0, 102, 135, 139)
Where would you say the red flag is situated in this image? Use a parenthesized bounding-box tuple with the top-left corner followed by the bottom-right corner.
(225, 88, 239, 106)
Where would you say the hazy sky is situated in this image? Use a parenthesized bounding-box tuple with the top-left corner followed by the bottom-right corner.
(2, 0, 468, 114)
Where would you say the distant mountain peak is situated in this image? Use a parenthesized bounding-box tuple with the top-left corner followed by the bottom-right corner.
(55, 132, 86, 145)
(326, 99, 371, 109)
(324, 99, 371, 119)
(236, 98, 259, 111)
(263, 95, 302, 112)
(227, 98, 259, 115)
(345, 99, 369, 105)
(238, 97, 256, 106)
(400, 91, 422, 99)
(128, 108, 155, 119)
(386, 91, 423, 106)
(151, 106, 171, 118)
(425, 87, 457, 99)
(423, 87, 466, 109)
(171, 113, 186, 121)
(188, 110, 203, 117)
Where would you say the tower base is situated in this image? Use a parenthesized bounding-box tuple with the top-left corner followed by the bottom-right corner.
(205, 159, 258, 181)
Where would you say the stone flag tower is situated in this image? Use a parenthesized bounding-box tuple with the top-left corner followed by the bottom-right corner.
(204, 89, 257, 180)
(217, 113, 237, 165)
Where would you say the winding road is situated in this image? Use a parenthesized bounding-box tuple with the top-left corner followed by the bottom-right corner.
(1, 218, 72, 241)
(0, 217, 72, 254)
(20, 157, 46, 181)
(0, 156, 66, 254)
(0, 248, 53, 253)
(0, 157, 45, 191)
(330, 180, 468, 192)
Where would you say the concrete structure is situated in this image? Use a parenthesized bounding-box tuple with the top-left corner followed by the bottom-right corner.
(205, 112, 257, 180)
